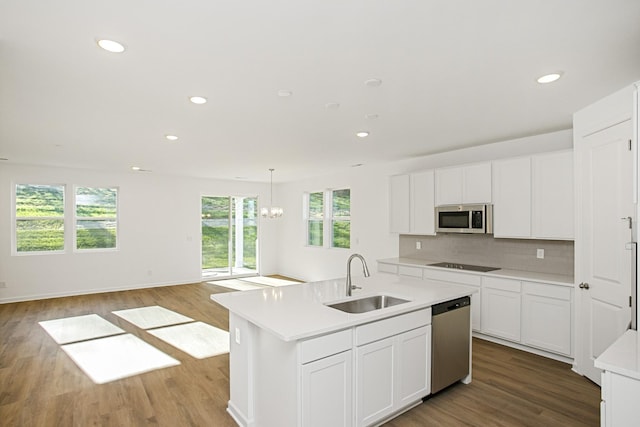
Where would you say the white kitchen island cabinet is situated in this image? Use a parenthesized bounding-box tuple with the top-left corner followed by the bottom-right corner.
(212, 275, 473, 427)
(302, 350, 352, 427)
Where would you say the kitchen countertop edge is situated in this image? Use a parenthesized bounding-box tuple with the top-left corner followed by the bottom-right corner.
(211, 275, 476, 342)
(378, 257, 574, 287)
(594, 330, 640, 381)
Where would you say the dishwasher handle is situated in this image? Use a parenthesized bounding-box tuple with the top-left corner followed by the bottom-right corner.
(432, 296, 471, 316)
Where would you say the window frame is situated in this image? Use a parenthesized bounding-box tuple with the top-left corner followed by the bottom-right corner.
(329, 188, 351, 249)
(13, 183, 67, 255)
(304, 190, 325, 247)
(73, 186, 119, 252)
(303, 187, 350, 250)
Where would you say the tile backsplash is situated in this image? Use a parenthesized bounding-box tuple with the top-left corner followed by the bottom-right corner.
(399, 234, 574, 276)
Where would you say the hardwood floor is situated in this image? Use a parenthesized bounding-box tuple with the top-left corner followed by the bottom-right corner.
(0, 282, 600, 426)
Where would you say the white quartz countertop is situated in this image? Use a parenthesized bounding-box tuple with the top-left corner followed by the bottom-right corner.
(378, 257, 574, 287)
(595, 330, 640, 380)
(210, 274, 476, 342)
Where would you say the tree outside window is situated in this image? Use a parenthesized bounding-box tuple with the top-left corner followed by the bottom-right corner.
(15, 184, 65, 252)
(307, 191, 324, 246)
(331, 189, 350, 249)
(75, 187, 118, 250)
(305, 188, 350, 249)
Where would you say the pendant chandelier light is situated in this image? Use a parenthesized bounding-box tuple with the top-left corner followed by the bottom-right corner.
(261, 168, 283, 219)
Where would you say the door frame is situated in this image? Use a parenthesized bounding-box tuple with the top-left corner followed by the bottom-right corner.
(200, 194, 260, 280)
(573, 84, 636, 383)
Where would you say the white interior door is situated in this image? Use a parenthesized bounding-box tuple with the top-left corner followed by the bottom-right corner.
(576, 119, 634, 384)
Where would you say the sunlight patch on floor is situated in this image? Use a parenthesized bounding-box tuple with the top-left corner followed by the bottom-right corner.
(39, 314, 125, 344)
(148, 321, 230, 359)
(112, 305, 193, 329)
(61, 333, 180, 384)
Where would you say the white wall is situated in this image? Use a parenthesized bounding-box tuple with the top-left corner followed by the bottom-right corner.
(275, 129, 573, 282)
(0, 164, 278, 302)
(0, 129, 572, 302)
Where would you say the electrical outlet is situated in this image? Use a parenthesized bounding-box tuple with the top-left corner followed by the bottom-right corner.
(416, 241, 422, 250)
(537, 249, 545, 259)
(235, 327, 241, 344)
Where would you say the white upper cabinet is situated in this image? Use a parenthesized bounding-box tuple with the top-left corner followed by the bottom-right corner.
(389, 174, 410, 233)
(492, 156, 532, 238)
(435, 162, 492, 206)
(532, 150, 574, 239)
(389, 171, 435, 235)
(493, 150, 574, 240)
(410, 170, 435, 235)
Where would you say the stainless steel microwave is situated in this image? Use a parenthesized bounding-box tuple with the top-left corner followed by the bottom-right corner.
(435, 204, 493, 234)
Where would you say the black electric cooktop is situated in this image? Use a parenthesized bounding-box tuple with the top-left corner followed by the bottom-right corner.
(428, 262, 500, 273)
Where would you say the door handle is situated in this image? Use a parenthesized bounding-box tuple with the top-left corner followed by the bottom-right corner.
(621, 217, 633, 229)
(579, 282, 590, 290)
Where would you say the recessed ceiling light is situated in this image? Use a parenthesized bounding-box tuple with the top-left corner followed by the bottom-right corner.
(278, 90, 293, 97)
(356, 131, 369, 138)
(325, 102, 340, 109)
(165, 134, 179, 141)
(131, 166, 141, 171)
(364, 78, 382, 87)
(97, 39, 125, 53)
(537, 72, 563, 84)
(189, 96, 207, 104)
(365, 113, 379, 120)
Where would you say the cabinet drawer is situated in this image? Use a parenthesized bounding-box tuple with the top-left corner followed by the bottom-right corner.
(398, 265, 423, 278)
(378, 263, 398, 274)
(423, 269, 481, 286)
(482, 276, 521, 292)
(300, 329, 353, 364)
(522, 281, 571, 301)
(356, 308, 431, 346)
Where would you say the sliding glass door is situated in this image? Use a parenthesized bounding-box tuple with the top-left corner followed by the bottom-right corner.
(201, 196, 258, 279)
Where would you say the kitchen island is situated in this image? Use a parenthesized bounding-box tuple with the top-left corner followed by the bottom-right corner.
(211, 274, 475, 427)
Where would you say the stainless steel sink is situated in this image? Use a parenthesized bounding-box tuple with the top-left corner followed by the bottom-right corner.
(326, 295, 410, 314)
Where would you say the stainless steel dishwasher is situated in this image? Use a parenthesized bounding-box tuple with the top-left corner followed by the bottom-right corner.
(431, 296, 471, 394)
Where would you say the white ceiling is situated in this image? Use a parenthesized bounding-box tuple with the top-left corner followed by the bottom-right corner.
(1, 0, 639, 183)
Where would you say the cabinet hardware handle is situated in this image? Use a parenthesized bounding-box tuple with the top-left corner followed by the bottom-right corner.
(579, 282, 590, 290)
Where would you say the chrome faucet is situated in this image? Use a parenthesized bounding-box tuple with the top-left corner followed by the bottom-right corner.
(346, 253, 370, 296)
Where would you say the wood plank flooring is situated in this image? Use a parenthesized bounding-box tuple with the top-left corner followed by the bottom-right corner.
(0, 282, 600, 426)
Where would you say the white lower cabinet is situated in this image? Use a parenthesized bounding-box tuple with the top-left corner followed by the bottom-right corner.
(355, 309, 431, 427)
(481, 277, 521, 342)
(481, 277, 573, 357)
(521, 282, 572, 356)
(356, 337, 395, 426)
(302, 350, 353, 427)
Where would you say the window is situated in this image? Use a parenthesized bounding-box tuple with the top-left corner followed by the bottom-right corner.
(305, 188, 350, 249)
(15, 184, 65, 253)
(331, 189, 350, 249)
(75, 187, 118, 250)
(306, 191, 324, 246)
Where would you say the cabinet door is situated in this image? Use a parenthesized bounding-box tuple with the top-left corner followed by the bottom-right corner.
(356, 337, 395, 426)
(410, 170, 436, 235)
(389, 174, 410, 233)
(532, 150, 574, 239)
(396, 326, 431, 407)
(463, 162, 492, 203)
(492, 157, 532, 238)
(481, 278, 522, 342)
(522, 282, 572, 355)
(435, 167, 463, 206)
(302, 350, 353, 427)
